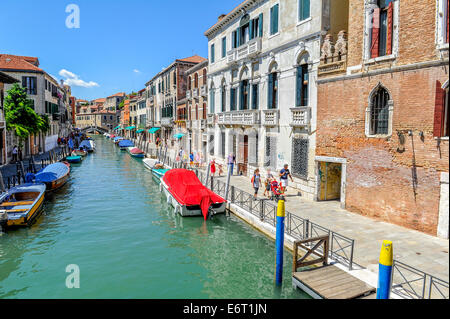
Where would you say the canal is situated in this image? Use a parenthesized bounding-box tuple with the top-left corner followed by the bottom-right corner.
(0, 136, 309, 299)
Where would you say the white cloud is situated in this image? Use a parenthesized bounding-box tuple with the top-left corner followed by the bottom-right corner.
(133, 69, 141, 74)
(58, 69, 99, 88)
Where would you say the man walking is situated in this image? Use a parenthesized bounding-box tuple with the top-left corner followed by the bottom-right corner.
(279, 164, 294, 195)
(227, 152, 236, 176)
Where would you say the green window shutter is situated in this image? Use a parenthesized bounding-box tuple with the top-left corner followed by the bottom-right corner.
(210, 90, 215, 113)
(268, 74, 273, 109)
(272, 4, 279, 34)
(259, 13, 263, 37)
(296, 66, 303, 107)
(249, 20, 254, 40)
(230, 88, 235, 111)
(232, 31, 236, 48)
(211, 44, 215, 63)
(237, 28, 241, 47)
(239, 82, 244, 110)
(300, 0, 310, 21)
(222, 37, 227, 57)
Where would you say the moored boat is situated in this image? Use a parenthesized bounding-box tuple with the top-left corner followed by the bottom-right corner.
(119, 139, 134, 150)
(152, 168, 170, 179)
(32, 162, 71, 192)
(160, 169, 226, 220)
(66, 155, 82, 163)
(0, 183, 46, 228)
(72, 149, 87, 157)
(79, 140, 95, 152)
(113, 137, 124, 144)
(143, 158, 160, 171)
(128, 147, 145, 158)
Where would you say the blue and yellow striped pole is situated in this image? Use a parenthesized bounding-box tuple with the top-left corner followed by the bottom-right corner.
(275, 198, 285, 286)
(376, 240, 393, 299)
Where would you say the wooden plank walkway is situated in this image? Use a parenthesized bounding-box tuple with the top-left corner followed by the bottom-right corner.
(292, 235, 376, 299)
(293, 265, 375, 299)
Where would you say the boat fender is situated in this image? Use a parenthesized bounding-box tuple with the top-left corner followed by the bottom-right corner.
(25, 173, 35, 183)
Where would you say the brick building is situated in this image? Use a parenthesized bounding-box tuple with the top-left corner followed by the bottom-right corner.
(315, 0, 449, 237)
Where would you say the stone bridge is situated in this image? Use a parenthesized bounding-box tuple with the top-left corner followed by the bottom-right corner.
(80, 126, 109, 134)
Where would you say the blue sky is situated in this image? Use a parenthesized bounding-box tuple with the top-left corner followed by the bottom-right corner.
(0, 0, 242, 101)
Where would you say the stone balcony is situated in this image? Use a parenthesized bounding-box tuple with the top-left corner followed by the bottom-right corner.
(217, 110, 260, 126)
(161, 117, 173, 127)
(200, 85, 207, 97)
(207, 114, 215, 126)
(290, 107, 311, 128)
(318, 31, 348, 77)
(227, 38, 262, 65)
(186, 90, 191, 99)
(262, 109, 279, 126)
(192, 88, 199, 99)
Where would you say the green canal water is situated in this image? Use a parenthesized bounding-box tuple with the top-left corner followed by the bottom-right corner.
(0, 136, 309, 299)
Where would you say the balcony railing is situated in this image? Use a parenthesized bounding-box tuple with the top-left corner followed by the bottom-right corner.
(186, 90, 191, 99)
(192, 88, 199, 99)
(262, 109, 279, 126)
(227, 38, 262, 65)
(217, 110, 260, 126)
(207, 114, 215, 126)
(290, 107, 311, 128)
(161, 117, 173, 126)
(200, 85, 207, 97)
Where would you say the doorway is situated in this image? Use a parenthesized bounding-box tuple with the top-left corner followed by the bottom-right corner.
(318, 162, 342, 201)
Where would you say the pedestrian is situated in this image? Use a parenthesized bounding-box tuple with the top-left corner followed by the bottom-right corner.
(189, 152, 194, 166)
(227, 152, 236, 176)
(218, 163, 223, 177)
(251, 168, 261, 200)
(210, 158, 216, 177)
(11, 145, 18, 163)
(264, 168, 274, 198)
(68, 137, 74, 151)
(279, 164, 294, 195)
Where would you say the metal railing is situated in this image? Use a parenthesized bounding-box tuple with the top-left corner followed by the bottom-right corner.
(391, 260, 449, 299)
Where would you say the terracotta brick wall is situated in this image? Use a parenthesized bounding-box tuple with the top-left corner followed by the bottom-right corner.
(317, 67, 449, 235)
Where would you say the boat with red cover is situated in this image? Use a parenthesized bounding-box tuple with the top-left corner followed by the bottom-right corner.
(160, 169, 226, 220)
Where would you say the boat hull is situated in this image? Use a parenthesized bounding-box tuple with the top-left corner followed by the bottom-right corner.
(160, 179, 226, 217)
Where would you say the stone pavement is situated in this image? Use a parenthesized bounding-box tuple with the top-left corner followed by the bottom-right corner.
(207, 172, 449, 283)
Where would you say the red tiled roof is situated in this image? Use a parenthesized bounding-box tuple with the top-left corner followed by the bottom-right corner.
(107, 92, 126, 98)
(177, 55, 207, 64)
(0, 54, 43, 72)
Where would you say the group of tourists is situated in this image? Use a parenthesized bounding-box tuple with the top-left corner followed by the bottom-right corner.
(251, 164, 293, 200)
(176, 148, 206, 168)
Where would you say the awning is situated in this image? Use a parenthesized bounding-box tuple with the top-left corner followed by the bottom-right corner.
(113, 125, 121, 130)
(136, 129, 144, 133)
(173, 133, 185, 139)
(125, 126, 136, 130)
(148, 127, 161, 134)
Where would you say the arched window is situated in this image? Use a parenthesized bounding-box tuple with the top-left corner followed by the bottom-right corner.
(195, 104, 199, 120)
(221, 80, 226, 112)
(194, 73, 198, 88)
(202, 69, 207, 85)
(188, 76, 191, 90)
(369, 86, 390, 135)
(296, 53, 310, 107)
(268, 62, 278, 109)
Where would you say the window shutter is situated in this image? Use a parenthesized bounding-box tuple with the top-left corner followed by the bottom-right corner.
(371, 8, 380, 58)
(386, 2, 393, 55)
(237, 28, 241, 47)
(273, 4, 279, 34)
(232, 31, 236, 48)
(249, 19, 254, 40)
(296, 67, 303, 107)
(433, 80, 445, 137)
(259, 13, 263, 37)
(22, 77, 27, 90)
(230, 88, 235, 111)
(239, 82, 244, 110)
(268, 74, 273, 109)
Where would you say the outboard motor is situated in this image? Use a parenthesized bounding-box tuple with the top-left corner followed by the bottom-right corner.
(25, 173, 35, 184)
(0, 210, 8, 233)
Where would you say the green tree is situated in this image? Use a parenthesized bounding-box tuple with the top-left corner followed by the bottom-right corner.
(4, 83, 48, 150)
(118, 100, 125, 109)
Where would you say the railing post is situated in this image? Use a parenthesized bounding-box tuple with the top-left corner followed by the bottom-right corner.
(259, 199, 264, 221)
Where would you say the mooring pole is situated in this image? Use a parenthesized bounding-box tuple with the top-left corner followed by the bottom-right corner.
(224, 163, 232, 202)
(205, 162, 211, 186)
(275, 197, 286, 286)
(376, 240, 393, 299)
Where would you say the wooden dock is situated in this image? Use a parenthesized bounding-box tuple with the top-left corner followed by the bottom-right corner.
(292, 235, 376, 299)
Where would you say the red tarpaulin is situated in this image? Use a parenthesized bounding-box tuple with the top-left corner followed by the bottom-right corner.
(130, 147, 144, 154)
(162, 169, 225, 220)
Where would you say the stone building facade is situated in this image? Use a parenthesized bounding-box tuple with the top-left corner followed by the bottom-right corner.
(315, 0, 449, 237)
(205, 0, 341, 199)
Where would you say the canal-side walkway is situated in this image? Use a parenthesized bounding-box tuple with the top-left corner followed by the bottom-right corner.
(198, 170, 449, 284)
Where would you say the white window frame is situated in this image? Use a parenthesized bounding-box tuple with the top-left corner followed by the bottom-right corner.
(363, 0, 400, 64)
(365, 83, 394, 138)
(269, 2, 280, 38)
(436, 0, 449, 50)
(297, 0, 311, 24)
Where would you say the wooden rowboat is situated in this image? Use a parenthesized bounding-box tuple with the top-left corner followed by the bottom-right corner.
(33, 162, 71, 192)
(66, 156, 82, 163)
(0, 183, 46, 228)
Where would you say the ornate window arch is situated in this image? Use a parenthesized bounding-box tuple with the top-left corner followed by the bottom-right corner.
(295, 51, 310, 107)
(365, 83, 394, 137)
(267, 59, 279, 109)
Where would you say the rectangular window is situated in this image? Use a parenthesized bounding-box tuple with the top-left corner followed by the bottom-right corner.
(210, 89, 215, 113)
(222, 37, 227, 58)
(252, 84, 259, 110)
(22, 76, 37, 95)
(270, 4, 279, 35)
(232, 31, 237, 49)
(299, 0, 310, 21)
(221, 87, 226, 112)
(268, 73, 278, 109)
(265, 136, 277, 169)
(230, 88, 237, 111)
(296, 65, 309, 106)
(291, 138, 309, 178)
(211, 44, 215, 63)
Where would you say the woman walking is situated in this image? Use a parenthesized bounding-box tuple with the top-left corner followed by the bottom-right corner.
(251, 168, 261, 200)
